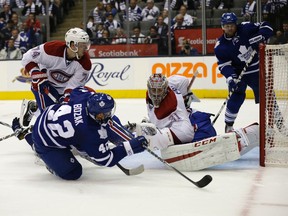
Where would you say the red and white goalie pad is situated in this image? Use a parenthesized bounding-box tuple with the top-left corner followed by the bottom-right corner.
(161, 123, 259, 171)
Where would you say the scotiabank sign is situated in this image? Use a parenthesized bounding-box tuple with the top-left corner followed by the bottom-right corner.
(89, 44, 158, 57)
(174, 28, 223, 54)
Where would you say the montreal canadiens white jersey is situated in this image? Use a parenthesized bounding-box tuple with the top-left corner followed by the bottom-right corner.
(167, 75, 190, 96)
(21, 41, 92, 95)
(146, 85, 194, 144)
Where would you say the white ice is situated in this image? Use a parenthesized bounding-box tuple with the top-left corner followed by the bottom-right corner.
(0, 99, 288, 216)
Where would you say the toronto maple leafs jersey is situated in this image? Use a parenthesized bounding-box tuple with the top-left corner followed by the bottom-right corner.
(214, 21, 273, 78)
(32, 87, 129, 167)
(22, 41, 92, 95)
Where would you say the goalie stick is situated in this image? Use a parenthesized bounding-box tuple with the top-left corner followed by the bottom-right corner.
(187, 70, 199, 91)
(212, 50, 257, 125)
(44, 89, 144, 176)
(112, 119, 213, 188)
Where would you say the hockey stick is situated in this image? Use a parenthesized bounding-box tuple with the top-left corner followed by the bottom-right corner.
(0, 131, 20, 142)
(112, 119, 213, 188)
(212, 50, 257, 125)
(0, 120, 20, 141)
(44, 89, 144, 176)
(187, 70, 199, 91)
(0, 123, 32, 142)
(144, 146, 212, 188)
(0, 121, 12, 128)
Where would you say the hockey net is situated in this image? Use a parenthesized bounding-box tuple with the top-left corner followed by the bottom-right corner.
(259, 43, 288, 167)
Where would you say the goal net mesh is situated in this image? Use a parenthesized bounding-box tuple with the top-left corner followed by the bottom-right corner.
(259, 43, 288, 167)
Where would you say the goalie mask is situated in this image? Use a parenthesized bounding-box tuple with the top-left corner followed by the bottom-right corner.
(147, 73, 168, 108)
(87, 93, 115, 124)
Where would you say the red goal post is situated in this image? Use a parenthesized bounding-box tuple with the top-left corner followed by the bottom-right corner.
(259, 43, 288, 167)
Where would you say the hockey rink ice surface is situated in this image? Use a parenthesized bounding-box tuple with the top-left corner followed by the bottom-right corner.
(0, 99, 288, 216)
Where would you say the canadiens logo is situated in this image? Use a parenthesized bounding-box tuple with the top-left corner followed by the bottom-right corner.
(50, 70, 73, 83)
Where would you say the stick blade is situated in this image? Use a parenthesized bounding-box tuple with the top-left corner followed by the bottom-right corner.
(127, 164, 145, 176)
(196, 175, 213, 188)
(117, 163, 145, 176)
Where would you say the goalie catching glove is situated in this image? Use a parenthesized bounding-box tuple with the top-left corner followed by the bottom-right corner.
(135, 122, 174, 150)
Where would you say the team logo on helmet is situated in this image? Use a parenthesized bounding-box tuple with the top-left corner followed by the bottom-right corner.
(99, 101, 105, 107)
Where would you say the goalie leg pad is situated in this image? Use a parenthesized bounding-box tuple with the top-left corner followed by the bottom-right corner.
(161, 133, 241, 171)
(235, 122, 259, 156)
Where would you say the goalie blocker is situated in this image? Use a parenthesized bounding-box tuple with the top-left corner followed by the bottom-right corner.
(159, 123, 259, 171)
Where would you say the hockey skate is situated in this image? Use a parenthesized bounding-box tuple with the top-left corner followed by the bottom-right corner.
(225, 123, 234, 133)
(19, 99, 38, 127)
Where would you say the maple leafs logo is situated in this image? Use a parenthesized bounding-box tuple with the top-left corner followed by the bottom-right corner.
(237, 45, 254, 62)
(98, 126, 108, 139)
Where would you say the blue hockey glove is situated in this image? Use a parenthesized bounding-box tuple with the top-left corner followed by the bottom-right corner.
(12, 117, 22, 133)
(31, 69, 50, 94)
(123, 136, 148, 156)
(227, 75, 238, 92)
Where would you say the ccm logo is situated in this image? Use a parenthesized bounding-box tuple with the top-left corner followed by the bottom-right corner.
(194, 137, 217, 147)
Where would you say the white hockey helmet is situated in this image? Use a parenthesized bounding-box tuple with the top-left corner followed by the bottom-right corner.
(65, 27, 90, 52)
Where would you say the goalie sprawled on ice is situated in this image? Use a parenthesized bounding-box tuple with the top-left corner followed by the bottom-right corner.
(128, 74, 259, 171)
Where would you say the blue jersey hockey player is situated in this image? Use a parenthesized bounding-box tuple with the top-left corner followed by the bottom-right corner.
(12, 87, 147, 180)
(214, 12, 273, 132)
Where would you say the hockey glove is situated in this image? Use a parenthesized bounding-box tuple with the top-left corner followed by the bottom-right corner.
(123, 136, 148, 156)
(227, 74, 239, 92)
(59, 89, 72, 103)
(31, 69, 50, 94)
(12, 117, 31, 140)
(124, 121, 137, 133)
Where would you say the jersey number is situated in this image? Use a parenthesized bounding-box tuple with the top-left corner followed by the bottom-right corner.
(47, 105, 75, 138)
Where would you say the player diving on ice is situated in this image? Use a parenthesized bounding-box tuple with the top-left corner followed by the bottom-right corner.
(130, 73, 259, 171)
(11, 87, 148, 180)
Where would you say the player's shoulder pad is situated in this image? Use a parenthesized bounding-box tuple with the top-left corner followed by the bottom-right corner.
(43, 41, 66, 57)
(69, 86, 94, 103)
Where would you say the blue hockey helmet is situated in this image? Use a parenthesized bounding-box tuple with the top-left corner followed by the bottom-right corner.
(221, 12, 237, 26)
(87, 93, 115, 124)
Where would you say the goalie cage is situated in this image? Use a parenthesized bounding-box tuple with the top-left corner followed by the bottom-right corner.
(259, 43, 288, 167)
